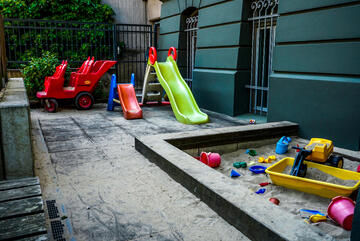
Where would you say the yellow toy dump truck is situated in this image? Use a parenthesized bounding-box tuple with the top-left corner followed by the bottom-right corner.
(290, 138, 343, 177)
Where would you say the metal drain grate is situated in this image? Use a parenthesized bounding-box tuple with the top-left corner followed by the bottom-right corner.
(50, 220, 64, 240)
(46, 200, 60, 219)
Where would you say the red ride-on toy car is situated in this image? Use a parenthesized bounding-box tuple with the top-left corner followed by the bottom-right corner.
(36, 57, 116, 112)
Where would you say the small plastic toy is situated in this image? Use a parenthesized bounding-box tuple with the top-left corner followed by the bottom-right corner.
(233, 162, 247, 168)
(249, 165, 266, 174)
(259, 182, 270, 187)
(258, 155, 276, 163)
(309, 214, 327, 223)
(230, 170, 241, 178)
(246, 149, 257, 156)
(327, 196, 355, 230)
(258, 157, 265, 163)
(249, 119, 256, 124)
(200, 152, 221, 168)
(275, 136, 292, 154)
(269, 197, 280, 205)
(290, 138, 344, 177)
(300, 209, 326, 218)
(248, 161, 256, 166)
(37, 57, 116, 112)
(255, 188, 266, 194)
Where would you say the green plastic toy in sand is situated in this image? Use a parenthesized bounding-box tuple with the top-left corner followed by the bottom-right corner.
(233, 162, 247, 168)
(246, 149, 257, 156)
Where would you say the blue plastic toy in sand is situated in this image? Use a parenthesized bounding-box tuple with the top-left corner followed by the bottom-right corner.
(230, 170, 241, 178)
(249, 165, 266, 174)
(255, 188, 266, 194)
(299, 209, 326, 218)
(275, 136, 292, 154)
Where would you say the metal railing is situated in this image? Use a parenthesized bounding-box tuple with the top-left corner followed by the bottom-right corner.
(0, 15, 8, 88)
(4, 18, 115, 68)
(3, 18, 154, 91)
(247, 0, 279, 115)
(184, 15, 198, 90)
(114, 24, 153, 91)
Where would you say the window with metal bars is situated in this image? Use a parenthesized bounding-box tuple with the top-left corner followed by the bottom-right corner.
(246, 0, 279, 115)
(178, 8, 198, 90)
(184, 15, 198, 89)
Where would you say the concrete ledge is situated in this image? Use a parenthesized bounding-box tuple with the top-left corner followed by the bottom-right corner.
(135, 121, 335, 241)
(0, 78, 33, 180)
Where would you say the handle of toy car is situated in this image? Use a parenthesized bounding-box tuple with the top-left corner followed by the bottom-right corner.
(168, 47, 177, 61)
(149, 47, 157, 65)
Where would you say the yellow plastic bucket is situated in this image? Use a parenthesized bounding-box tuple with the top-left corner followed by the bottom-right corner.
(265, 157, 360, 198)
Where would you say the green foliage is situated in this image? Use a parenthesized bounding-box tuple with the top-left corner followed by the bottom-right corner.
(22, 52, 58, 99)
(0, 0, 114, 23)
(1, 0, 115, 69)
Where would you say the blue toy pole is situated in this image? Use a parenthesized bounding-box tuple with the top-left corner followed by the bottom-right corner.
(107, 74, 118, 111)
(130, 73, 135, 86)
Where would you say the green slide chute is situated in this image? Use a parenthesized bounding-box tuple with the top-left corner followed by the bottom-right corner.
(149, 48, 208, 125)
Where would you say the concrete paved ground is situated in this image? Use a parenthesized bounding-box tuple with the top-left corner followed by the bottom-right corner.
(31, 104, 250, 241)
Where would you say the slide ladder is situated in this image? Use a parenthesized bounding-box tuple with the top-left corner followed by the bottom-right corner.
(141, 65, 165, 104)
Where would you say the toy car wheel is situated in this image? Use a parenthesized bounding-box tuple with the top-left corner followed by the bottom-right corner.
(44, 99, 58, 113)
(326, 155, 344, 168)
(337, 159, 344, 168)
(75, 92, 94, 110)
(299, 164, 307, 177)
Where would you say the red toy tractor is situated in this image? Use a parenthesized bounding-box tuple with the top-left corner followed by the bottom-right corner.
(36, 57, 116, 112)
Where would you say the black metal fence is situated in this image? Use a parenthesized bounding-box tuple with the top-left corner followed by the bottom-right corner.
(0, 15, 8, 89)
(114, 24, 153, 90)
(4, 18, 154, 90)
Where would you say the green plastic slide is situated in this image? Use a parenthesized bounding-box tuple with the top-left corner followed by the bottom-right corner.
(152, 56, 209, 124)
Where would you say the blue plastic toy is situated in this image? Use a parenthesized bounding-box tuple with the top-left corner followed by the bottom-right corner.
(249, 165, 266, 174)
(130, 73, 135, 86)
(230, 169, 241, 178)
(107, 74, 119, 111)
(275, 136, 292, 154)
(255, 188, 266, 194)
(299, 209, 326, 218)
(107, 73, 135, 111)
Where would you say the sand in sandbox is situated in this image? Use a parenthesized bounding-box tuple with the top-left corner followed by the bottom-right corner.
(208, 137, 356, 241)
(283, 165, 358, 187)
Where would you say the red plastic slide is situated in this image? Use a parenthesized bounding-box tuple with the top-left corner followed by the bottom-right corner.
(117, 84, 143, 120)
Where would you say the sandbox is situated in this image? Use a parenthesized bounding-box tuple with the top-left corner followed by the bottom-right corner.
(135, 121, 359, 241)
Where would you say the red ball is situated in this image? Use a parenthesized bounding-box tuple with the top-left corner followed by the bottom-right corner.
(269, 197, 280, 205)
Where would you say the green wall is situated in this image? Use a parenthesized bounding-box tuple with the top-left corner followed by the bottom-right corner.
(268, 1, 360, 150)
(159, 0, 251, 116)
(159, 0, 360, 150)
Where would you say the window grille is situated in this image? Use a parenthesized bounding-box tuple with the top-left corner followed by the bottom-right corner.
(184, 16, 198, 89)
(247, 0, 279, 115)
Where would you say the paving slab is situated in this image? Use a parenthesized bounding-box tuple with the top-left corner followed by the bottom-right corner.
(31, 104, 251, 241)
